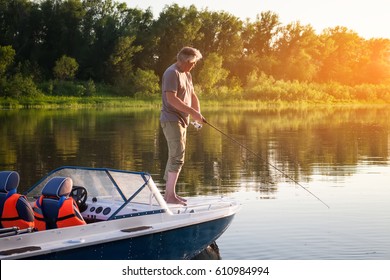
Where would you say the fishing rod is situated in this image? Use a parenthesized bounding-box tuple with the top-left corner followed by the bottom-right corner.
(200, 119, 330, 209)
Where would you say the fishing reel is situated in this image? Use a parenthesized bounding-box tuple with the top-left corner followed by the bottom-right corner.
(191, 121, 203, 130)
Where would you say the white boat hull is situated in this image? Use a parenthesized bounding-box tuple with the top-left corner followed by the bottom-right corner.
(0, 167, 240, 260)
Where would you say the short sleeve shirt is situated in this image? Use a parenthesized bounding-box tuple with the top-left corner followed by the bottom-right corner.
(160, 63, 194, 127)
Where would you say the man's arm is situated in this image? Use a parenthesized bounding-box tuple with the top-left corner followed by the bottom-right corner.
(166, 91, 203, 122)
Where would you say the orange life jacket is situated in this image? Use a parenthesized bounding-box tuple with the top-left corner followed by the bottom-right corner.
(0, 193, 34, 229)
(33, 196, 86, 231)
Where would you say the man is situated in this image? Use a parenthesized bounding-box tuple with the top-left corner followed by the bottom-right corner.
(160, 47, 205, 205)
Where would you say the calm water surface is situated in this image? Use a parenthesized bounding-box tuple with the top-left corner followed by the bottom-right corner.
(1, 106, 389, 259)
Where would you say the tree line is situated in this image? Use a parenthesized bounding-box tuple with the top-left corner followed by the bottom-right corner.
(1, 0, 390, 102)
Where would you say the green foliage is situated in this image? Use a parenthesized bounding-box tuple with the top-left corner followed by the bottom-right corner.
(50, 80, 86, 97)
(131, 69, 160, 98)
(0, 45, 15, 76)
(197, 53, 245, 100)
(153, 4, 203, 76)
(244, 11, 280, 56)
(1, 1, 390, 103)
(0, 45, 42, 98)
(53, 55, 79, 80)
(317, 27, 368, 84)
(85, 79, 96, 97)
(198, 53, 229, 94)
(224, 76, 243, 99)
(106, 36, 142, 84)
(244, 71, 277, 100)
(320, 82, 351, 101)
(274, 22, 321, 81)
(198, 10, 243, 60)
(3, 73, 42, 98)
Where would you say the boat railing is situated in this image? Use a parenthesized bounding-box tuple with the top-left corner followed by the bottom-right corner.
(146, 178, 173, 214)
(0, 227, 34, 238)
(169, 197, 239, 214)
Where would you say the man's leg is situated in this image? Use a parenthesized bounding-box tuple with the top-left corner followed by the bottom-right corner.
(162, 122, 187, 205)
(164, 171, 186, 205)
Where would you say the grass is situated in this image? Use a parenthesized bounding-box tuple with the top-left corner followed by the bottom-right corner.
(0, 95, 162, 109)
(2, 88, 390, 110)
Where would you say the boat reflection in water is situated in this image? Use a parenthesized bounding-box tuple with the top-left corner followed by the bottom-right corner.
(0, 166, 239, 260)
(192, 242, 221, 260)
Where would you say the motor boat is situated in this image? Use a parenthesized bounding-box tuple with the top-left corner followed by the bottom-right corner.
(0, 166, 240, 260)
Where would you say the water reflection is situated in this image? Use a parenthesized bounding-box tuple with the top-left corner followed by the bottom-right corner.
(0, 106, 389, 194)
(2, 106, 390, 259)
(192, 242, 221, 260)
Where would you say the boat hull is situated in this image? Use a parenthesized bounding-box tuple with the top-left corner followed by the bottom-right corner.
(23, 215, 234, 260)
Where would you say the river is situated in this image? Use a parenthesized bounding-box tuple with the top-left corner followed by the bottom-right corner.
(1, 106, 389, 259)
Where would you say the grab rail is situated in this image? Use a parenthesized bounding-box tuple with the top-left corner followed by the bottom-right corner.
(0, 227, 34, 238)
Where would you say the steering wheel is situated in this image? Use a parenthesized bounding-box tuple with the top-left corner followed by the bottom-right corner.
(70, 186, 88, 212)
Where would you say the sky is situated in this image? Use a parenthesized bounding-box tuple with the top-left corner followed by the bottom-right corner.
(123, 0, 390, 39)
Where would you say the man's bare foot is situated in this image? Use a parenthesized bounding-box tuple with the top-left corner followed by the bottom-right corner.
(177, 195, 187, 203)
(165, 195, 187, 206)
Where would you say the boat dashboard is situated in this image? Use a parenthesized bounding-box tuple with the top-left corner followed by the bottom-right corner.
(80, 197, 164, 223)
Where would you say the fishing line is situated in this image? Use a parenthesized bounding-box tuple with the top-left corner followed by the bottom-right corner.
(203, 119, 330, 209)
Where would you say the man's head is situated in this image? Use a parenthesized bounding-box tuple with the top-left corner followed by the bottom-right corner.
(177, 47, 203, 63)
(176, 47, 202, 72)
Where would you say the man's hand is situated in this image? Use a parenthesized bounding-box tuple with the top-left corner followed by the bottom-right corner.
(191, 111, 204, 123)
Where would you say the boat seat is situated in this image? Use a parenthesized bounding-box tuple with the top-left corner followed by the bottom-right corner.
(33, 177, 86, 231)
(0, 171, 34, 230)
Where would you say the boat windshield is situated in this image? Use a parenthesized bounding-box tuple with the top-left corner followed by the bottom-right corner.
(26, 167, 159, 206)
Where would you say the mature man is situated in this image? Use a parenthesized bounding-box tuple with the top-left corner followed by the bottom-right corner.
(160, 47, 205, 205)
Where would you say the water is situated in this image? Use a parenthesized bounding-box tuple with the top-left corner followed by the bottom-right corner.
(1, 106, 389, 259)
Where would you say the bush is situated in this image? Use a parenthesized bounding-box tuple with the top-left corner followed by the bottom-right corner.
(85, 79, 96, 96)
(244, 71, 281, 100)
(198, 53, 229, 94)
(204, 76, 243, 100)
(53, 55, 79, 80)
(0, 45, 15, 76)
(3, 74, 42, 98)
(322, 82, 351, 101)
(131, 69, 160, 98)
(52, 80, 86, 96)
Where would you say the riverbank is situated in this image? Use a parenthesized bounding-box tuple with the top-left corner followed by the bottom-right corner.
(0, 96, 160, 109)
(2, 95, 389, 110)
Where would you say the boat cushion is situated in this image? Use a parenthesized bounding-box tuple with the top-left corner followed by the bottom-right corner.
(40, 198, 61, 228)
(42, 177, 72, 198)
(0, 171, 20, 193)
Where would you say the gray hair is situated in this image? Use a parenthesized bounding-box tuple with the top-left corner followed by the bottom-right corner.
(177, 47, 202, 63)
